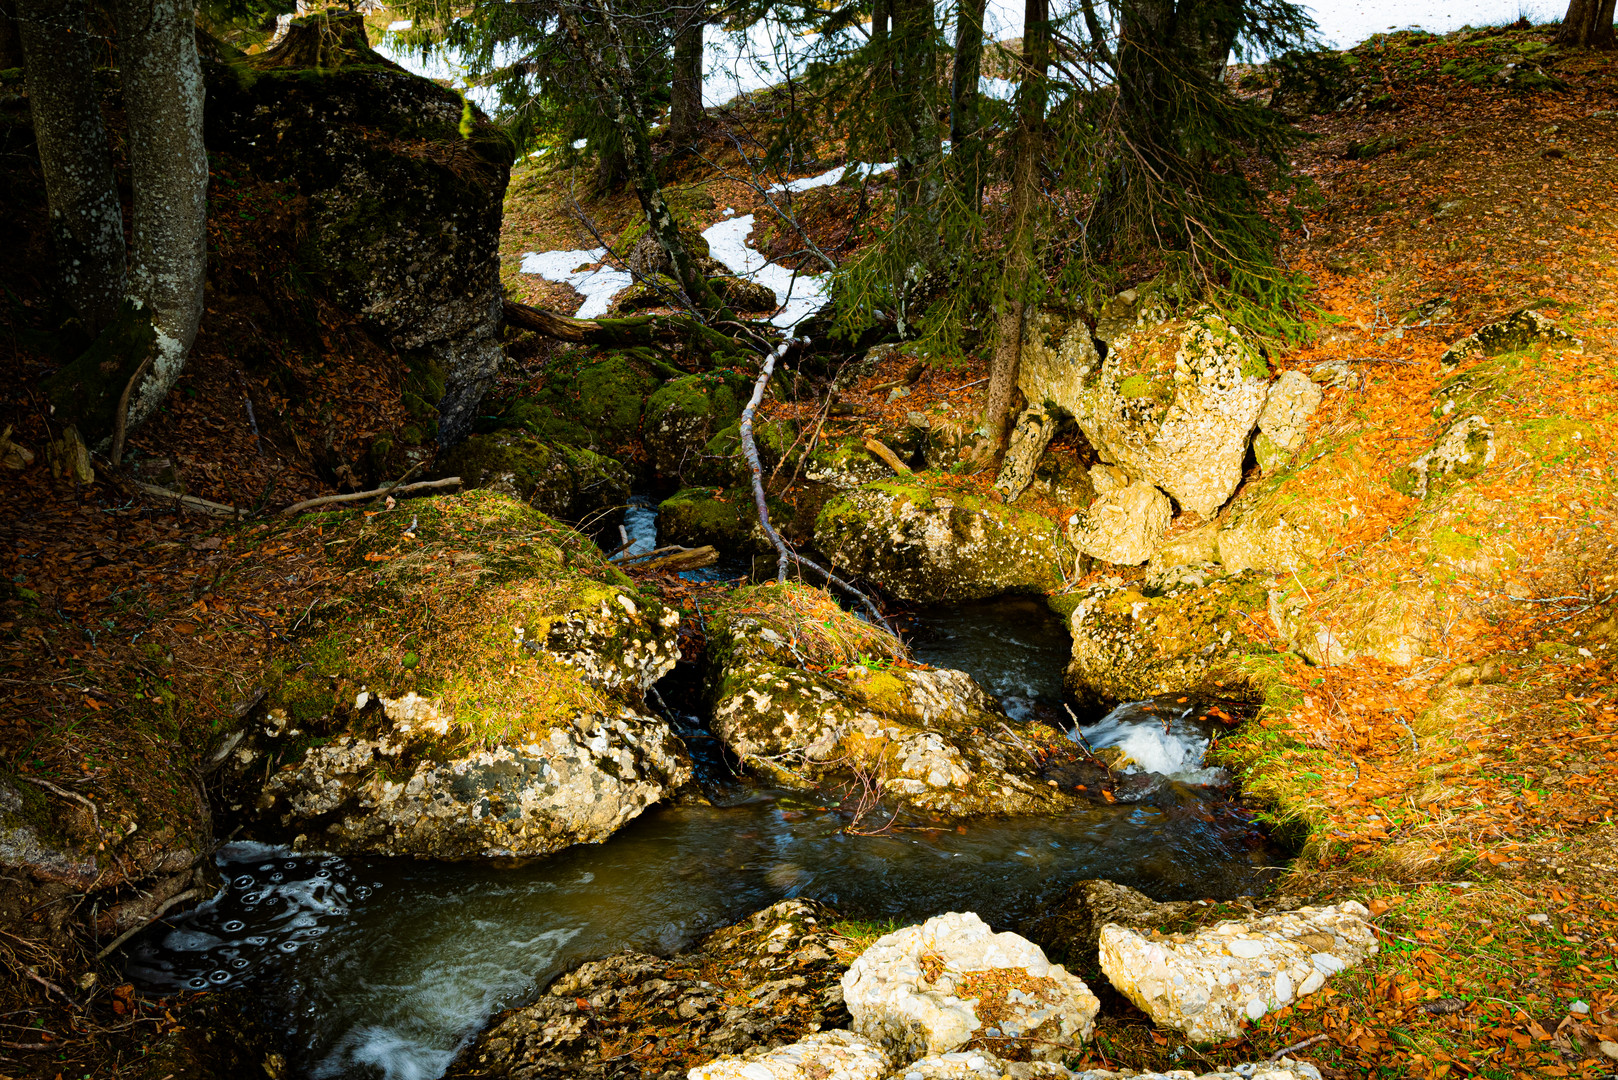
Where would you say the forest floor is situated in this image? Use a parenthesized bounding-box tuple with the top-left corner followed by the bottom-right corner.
(2, 20, 1617, 1080)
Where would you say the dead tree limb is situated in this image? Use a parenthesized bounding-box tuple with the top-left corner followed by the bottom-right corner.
(501, 299, 752, 362)
(278, 476, 460, 517)
(740, 340, 895, 632)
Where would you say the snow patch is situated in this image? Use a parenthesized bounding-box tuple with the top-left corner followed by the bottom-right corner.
(700, 215, 827, 329)
(517, 249, 632, 320)
(768, 161, 895, 194)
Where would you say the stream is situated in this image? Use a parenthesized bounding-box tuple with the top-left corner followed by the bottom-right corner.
(125, 502, 1286, 1080)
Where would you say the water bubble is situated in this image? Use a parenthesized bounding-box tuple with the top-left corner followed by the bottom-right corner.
(233, 875, 255, 888)
(284, 861, 297, 869)
(269, 873, 284, 883)
(316, 869, 331, 879)
(242, 893, 263, 904)
(258, 864, 274, 871)
(187, 977, 209, 990)
(246, 936, 268, 946)
(278, 942, 301, 953)
(232, 958, 250, 969)
(209, 970, 232, 984)
(223, 920, 245, 933)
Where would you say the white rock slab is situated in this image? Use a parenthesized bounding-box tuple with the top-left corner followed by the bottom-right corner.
(690, 1030, 892, 1080)
(1099, 902, 1377, 1043)
(886, 1049, 1077, 1080)
(1073, 1060, 1323, 1080)
(1073, 481, 1171, 566)
(843, 911, 1099, 1064)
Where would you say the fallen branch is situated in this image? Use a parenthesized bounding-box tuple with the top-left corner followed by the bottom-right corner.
(95, 888, 204, 961)
(740, 339, 895, 632)
(1270, 1032, 1331, 1060)
(863, 437, 912, 475)
(501, 298, 752, 362)
(136, 482, 242, 518)
(278, 476, 461, 517)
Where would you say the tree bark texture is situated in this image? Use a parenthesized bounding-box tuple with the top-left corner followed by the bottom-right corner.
(0, 0, 22, 70)
(1557, 0, 1617, 48)
(117, 0, 208, 433)
(983, 0, 1048, 454)
(15, 0, 126, 333)
(888, 0, 943, 328)
(950, 0, 988, 214)
(669, 11, 704, 147)
(564, 0, 728, 318)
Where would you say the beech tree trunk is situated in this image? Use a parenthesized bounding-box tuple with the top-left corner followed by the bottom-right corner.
(1557, 0, 1617, 48)
(983, 0, 1048, 455)
(117, 0, 208, 433)
(950, 0, 989, 215)
(669, 11, 704, 148)
(15, 0, 127, 334)
(563, 0, 728, 318)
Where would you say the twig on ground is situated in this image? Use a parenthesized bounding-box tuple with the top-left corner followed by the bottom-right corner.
(1270, 1032, 1331, 1060)
(279, 474, 458, 517)
(95, 888, 203, 961)
(135, 483, 241, 519)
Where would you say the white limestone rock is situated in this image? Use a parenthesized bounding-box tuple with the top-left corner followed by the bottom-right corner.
(690, 1030, 892, 1080)
(1253, 371, 1322, 471)
(886, 1050, 1077, 1080)
(1391, 415, 1495, 499)
(1072, 482, 1171, 567)
(1099, 902, 1377, 1043)
(843, 912, 1100, 1064)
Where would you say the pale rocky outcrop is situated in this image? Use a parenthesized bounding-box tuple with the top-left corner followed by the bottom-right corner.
(814, 481, 1072, 601)
(1071, 1063, 1323, 1080)
(884, 1051, 1079, 1080)
(1071, 482, 1171, 567)
(692, 1032, 892, 1080)
(1253, 370, 1322, 472)
(1026, 879, 1195, 966)
(843, 912, 1099, 1064)
(1099, 902, 1377, 1043)
(1018, 309, 1271, 520)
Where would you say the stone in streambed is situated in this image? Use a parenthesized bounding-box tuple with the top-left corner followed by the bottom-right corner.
(1099, 901, 1377, 1043)
(232, 491, 689, 859)
(813, 480, 1072, 602)
(449, 900, 852, 1080)
(692, 1032, 892, 1080)
(842, 912, 1099, 1063)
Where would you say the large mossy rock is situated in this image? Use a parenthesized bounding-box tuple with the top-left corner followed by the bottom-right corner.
(644, 373, 746, 483)
(657, 486, 787, 557)
(226, 490, 689, 858)
(498, 350, 663, 462)
(1018, 306, 1271, 520)
(203, 12, 515, 445)
(813, 481, 1071, 601)
(703, 585, 1083, 816)
(438, 431, 630, 522)
(1063, 572, 1270, 706)
(446, 900, 851, 1080)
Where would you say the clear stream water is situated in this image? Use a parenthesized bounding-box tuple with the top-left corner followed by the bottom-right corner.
(126, 505, 1285, 1079)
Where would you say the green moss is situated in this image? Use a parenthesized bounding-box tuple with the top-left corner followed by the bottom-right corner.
(1430, 526, 1481, 562)
(1389, 464, 1423, 497)
(1116, 374, 1154, 400)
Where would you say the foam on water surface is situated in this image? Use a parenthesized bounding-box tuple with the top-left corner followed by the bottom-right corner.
(1078, 699, 1229, 786)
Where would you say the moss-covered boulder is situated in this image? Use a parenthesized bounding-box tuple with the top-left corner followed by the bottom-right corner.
(813, 481, 1072, 601)
(1018, 307, 1271, 519)
(438, 432, 630, 521)
(703, 585, 1084, 816)
(1062, 573, 1270, 707)
(227, 490, 688, 858)
(711, 274, 778, 313)
(202, 16, 515, 445)
(643, 373, 746, 482)
(657, 487, 785, 557)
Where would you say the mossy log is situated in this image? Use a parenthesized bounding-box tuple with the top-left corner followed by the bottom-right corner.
(501, 299, 756, 363)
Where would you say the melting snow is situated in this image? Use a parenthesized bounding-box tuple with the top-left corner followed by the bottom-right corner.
(386, 19, 413, 31)
(519, 217, 830, 328)
(769, 161, 895, 194)
(517, 249, 632, 320)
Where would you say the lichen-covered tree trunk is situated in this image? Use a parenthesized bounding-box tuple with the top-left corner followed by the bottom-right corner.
(1557, 0, 1617, 48)
(15, 0, 127, 334)
(669, 11, 704, 148)
(950, 0, 988, 215)
(983, 0, 1048, 454)
(564, 0, 728, 319)
(116, 0, 208, 434)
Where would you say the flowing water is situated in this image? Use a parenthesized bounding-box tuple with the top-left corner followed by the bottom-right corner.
(126, 500, 1286, 1078)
